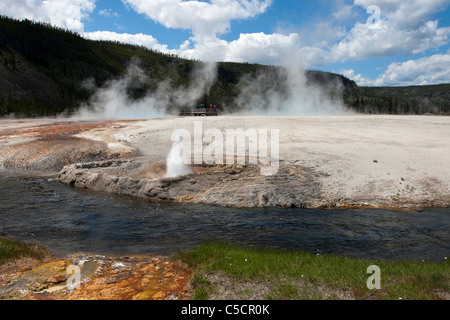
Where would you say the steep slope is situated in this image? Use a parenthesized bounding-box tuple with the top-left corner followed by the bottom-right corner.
(1, 16, 448, 117)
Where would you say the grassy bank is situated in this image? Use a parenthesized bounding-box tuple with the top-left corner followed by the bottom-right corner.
(175, 242, 449, 300)
(0, 238, 50, 266)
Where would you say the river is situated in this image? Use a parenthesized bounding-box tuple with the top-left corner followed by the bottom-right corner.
(0, 171, 448, 262)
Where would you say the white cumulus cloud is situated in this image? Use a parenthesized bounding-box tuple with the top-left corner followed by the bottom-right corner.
(0, 0, 95, 32)
(121, 0, 274, 62)
(122, 0, 272, 38)
(326, 0, 450, 63)
(341, 52, 450, 86)
(330, 20, 449, 62)
(224, 33, 301, 65)
(354, 0, 449, 29)
(83, 31, 174, 54)
(375, 52, 450, 86)
(340, 69, 373, 86)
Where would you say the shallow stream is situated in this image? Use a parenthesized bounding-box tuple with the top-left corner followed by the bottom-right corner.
(0, 172, 448, 262)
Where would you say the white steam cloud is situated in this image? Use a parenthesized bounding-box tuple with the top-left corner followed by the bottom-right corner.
(72, 59, 217, 120)
(230, 54, 349, 116)
(72, 53, 348, 120)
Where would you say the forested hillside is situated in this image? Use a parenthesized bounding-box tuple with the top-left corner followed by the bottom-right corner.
(352, 84, 450, 115)
(1, 16, 448, 117)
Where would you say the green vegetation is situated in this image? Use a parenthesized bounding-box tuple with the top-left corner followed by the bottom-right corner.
(1, 16, 449, 117)
(350, 84, 450, 115)
(175, 242, 450, 300)
(0, 237, 50, 265)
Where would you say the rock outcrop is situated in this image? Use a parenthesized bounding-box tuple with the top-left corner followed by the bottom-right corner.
(57, 159, 323, 208)
(0, 255, 192, 300)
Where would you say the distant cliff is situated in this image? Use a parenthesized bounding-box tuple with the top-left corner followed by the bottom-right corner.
(1, 16, 449, 117)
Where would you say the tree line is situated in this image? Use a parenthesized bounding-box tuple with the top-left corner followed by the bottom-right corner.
(0, 16, 449, 117)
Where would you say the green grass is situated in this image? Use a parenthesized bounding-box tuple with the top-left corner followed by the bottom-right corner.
(175, 242, 450, 300)
(0, 237, 50, 266)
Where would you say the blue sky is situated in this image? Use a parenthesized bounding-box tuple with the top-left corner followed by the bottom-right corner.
(1, 0, 450, 86)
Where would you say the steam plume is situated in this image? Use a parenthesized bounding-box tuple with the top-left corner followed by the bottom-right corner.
(230, 52, 349, 116)
(72, 53, 348, 120)
(72, 59, 217, 120)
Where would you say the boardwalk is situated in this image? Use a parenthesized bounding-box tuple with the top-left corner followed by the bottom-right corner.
(179, 108, 219, 117)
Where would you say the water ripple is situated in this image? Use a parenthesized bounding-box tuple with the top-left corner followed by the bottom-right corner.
(0, 172, 449, 262)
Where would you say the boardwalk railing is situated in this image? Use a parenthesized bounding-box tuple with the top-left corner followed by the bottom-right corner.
(180, 108, 219, 117)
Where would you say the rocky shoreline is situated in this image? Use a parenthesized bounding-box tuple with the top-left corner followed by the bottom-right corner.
(56, 157, 449, 210)
(56, 158, 323, 208)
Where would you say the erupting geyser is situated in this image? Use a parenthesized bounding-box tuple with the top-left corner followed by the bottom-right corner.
(165, 137, 191, 178)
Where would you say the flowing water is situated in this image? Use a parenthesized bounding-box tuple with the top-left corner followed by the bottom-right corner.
(0, 171, 449, 262)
